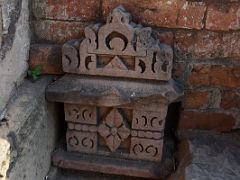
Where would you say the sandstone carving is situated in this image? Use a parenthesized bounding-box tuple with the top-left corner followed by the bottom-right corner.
(62, 6, 173, 81)
(46, 5, 183, 179)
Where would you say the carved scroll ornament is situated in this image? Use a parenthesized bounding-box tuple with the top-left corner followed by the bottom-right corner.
(62, 6, 173, 81)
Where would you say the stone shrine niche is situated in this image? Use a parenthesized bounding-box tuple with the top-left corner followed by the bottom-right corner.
(46, 6, 183, 179)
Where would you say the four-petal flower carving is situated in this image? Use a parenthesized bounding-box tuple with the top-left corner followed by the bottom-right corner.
(98, 109, 130, 152)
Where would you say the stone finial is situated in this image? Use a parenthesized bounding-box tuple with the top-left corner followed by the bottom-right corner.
(62, 6, 173, 81)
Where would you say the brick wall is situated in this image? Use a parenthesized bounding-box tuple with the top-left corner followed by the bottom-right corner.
(30, 0, 240, 132)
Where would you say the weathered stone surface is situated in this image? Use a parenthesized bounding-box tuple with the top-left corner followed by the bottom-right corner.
(206, 3, 240, 31)
(188, 64, 240, 88)
(32, 0, 100, 22)
(179, 111, 236, 132)
(50, 170, 139, 180)
(29, 44, 63, 74)
(0, 76, 60, 180)
(63, 6, 173, 81)
(0, 0, 30, 114)
(0, 139, 10, 180)
(46, 74, 182, 108)
(171, 130, 240, 180)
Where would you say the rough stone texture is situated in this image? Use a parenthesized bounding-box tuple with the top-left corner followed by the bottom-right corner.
(33, 20, 88, 44)
(177, 1, 206, 29)
(170, 130, 240, 180)
(206, 3, 240, 31)
(188, 64, 240, 88)
(29, 44, 63, 74)
(183, 90, 209, 109)
(0, 0, 30, 114)
(0, 139, 10, 180)
(0, 0, 3, 47)
(62, 6, 173, 81)
(179, 111, 236, 132)
(0, 76, 59, 180)
(32, 0, 101, 22)
(221, 90, 240, 110)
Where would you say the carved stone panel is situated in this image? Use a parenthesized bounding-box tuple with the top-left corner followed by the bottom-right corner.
(65, 105, 165, 162)
(132, 110, 166, 131)
(66, 130, 97, 153)
(62, 6, 173, 81)
(98, 108, 130, 152)
(64, 104, 97, 125)
(130, 137, 163, 162)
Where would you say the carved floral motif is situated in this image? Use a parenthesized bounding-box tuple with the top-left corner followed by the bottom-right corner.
(98, 108, 130, 152)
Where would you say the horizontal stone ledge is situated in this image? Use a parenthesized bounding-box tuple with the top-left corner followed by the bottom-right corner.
(46, 74, 183, 108)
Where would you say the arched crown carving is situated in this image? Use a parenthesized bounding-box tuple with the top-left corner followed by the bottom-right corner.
(62, 6, 173, 81)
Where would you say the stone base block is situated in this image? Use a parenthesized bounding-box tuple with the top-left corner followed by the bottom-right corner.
(52, 137, 175, 179)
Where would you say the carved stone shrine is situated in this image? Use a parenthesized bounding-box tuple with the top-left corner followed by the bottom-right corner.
(46, 6, 183, 179)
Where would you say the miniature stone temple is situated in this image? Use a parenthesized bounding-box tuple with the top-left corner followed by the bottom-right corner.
(46, 6, 183, 179)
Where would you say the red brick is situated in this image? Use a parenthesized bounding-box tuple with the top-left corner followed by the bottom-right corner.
(222, 32, 240, 59)
(206, 3, 240, 31)
(188, 64, 240, 88)
(221, 91, 240, 110)
(175, 31, 240, 60)
(175, 31, 222, 60)
(156, 31, 174, 47)
(179, 111, 236, 132)
(183, 90, 209, 109)
(172, 62, 184, 79)
(32, 0, 101, 22)
(34, 20, 87, 44)
(177, 1, 206, 29)
(29, 44, 63, 74)
(102, 0, 180, 28)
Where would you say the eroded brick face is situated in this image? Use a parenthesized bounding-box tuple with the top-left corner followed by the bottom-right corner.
(206, 3, 240, 31)
(33, 0, 101, 21)
(183, 90, 209, 109)
(188, 64, 240, 88)
(33, 20, 88, 44)
(179, 111, 236, 132)
(102, 0, 180, 28)
(221, 91, 240, 110)
(177, 1, 206, 29)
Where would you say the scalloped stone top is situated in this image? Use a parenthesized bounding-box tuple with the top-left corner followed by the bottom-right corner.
(62, 6, 173, 81)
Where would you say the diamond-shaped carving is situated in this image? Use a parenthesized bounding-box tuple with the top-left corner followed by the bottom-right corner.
(98, 109, 130, 152)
